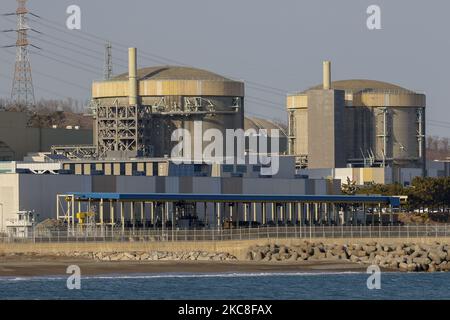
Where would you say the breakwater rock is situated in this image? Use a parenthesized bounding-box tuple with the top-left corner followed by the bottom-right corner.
(57, 250, 238, 262)
(0, 251, 237, 262)
(246, 241, 450, 272)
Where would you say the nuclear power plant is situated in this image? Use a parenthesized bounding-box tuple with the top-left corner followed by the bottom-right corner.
(1, 30, 447, 233)
(0, 45, 439, 232)
(287, 61, 426, 173)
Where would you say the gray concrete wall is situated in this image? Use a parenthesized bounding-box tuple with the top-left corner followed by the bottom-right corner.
(221, 177, 243, 194)
(0, 111, 93, 161)
(0, 173, 92, 230)
(18, 174, 92, 223)
(92, 176, 116, 192)
(115, 176, 157, 193)
(39, 128, 93, 151)
(307, 90, 346, 169)
(193, 177, 221, 194)
(0, 113, 40, 161)
(242, 178, 307, 195)
(0, 174, 19, 232)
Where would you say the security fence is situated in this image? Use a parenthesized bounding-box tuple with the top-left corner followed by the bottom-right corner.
(1, 225, 450, 243)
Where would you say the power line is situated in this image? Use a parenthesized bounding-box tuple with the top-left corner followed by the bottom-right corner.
(426, 122, 450, 130)
(246, 99, 286, 113)
(247, 95, 284, 108)
(13, 9, 447, 132)
(4, 11, 290, 104)
(428, 119, 450, 126)
(28, 16, 171, 66)
(0, 72, 71, 99)
(2, 31, 101, 76)
(30, 50, 101, 76)
(26, 16, 175, 67)
(26, 14, 289, 95)
(4, 21, 287, 113)
(29, 31, 129, 68)
(4, 15, 129, 73)
(245, 80, 286, 94)
(28, 34, 120, 66)
(27, 16, 106, 48)
(32, 48, 102, 72)
(0, 54, 89, 91)
(246, 85, 286, 97)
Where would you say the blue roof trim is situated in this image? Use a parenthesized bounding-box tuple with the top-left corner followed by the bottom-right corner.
(70, 193, 401, 207)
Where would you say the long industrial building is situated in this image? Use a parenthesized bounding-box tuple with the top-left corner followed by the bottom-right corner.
(287, 61, 426, 173)
(0, 157, 341, 230)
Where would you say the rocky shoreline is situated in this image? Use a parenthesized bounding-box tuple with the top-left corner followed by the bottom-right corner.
(2, 240, 449, 272)
(93, 251, 238, 262)
(246, 241, 450, 272)
(2, 250, 238, 262)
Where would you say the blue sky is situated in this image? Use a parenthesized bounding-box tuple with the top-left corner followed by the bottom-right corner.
(0, 0, 449, 137)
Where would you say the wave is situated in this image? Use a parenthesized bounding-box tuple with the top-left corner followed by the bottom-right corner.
(8, 271, 363, 281)
(0, 271, 407, 282)
(0, 276, 66, 282)
(83, 271, 366, 280)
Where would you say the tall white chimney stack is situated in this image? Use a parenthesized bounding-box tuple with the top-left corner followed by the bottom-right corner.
(128, 47, 138, 106)
(323, 60, 331, 90)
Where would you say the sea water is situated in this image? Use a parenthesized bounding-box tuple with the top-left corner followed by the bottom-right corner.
(0, 272, 449, 300)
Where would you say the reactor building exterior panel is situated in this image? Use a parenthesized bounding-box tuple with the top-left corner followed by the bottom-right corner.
(90, 48, 245, 160)
(287, 61, 426, 173)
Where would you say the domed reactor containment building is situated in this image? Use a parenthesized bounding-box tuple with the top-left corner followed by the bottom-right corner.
(91, 48, 244, 159)
(287, 61, 426, 173)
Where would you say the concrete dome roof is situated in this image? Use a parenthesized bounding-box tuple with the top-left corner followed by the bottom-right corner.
(244, 116, 287, 136)
(305, 79, 414, 93)
(113, 66, 235, 81)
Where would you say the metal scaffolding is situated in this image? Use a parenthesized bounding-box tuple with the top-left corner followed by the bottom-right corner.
(94, 96, 241, 159)
(96, 100, 139, 158)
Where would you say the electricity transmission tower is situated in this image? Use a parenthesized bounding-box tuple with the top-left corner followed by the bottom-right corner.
(2, 0, 40, 106)
(104, 42, 113, 80)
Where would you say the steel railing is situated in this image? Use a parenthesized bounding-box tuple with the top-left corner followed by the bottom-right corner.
(1, 225, 449, 243)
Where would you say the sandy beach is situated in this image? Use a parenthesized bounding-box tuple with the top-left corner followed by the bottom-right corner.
(0, 255, 367, 277)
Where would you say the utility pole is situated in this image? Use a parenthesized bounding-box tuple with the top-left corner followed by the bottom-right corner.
(104, 42, 113, 80)
(2, 0, 39, 106)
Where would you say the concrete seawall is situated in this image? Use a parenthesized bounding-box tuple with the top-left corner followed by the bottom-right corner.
(1, 237, 450, 260)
